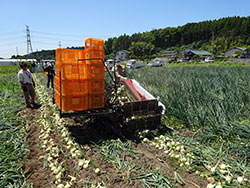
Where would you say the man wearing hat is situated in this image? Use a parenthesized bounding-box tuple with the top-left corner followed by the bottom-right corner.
(45, 62, 55, 88)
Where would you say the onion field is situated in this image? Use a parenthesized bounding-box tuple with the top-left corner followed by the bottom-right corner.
(0, 73, 28, 187)
(128, 65, 250, 187)
(0, 64, 250, 188)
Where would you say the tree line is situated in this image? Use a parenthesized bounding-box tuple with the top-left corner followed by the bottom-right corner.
(105, 16, 250, 59)
(13, 16, 250, 60)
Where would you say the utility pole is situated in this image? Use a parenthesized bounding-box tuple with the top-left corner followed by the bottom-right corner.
(16, 47, 18, 56)
(212, 31, 214, 56)
(26, 25, 33, 54)
(59, 41, 62, 48)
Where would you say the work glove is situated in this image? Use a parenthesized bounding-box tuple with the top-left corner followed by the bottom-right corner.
(33, 81, 36, 88)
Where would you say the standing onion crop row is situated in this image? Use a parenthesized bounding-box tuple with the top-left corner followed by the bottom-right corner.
(128, 66, 250, 160)
(139, 130, 249, 188)
(0, 74, 29, 187)
(128, 66, 250, 129)
(128, 65, 250, 188)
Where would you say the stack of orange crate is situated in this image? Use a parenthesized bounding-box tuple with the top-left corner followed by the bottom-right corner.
(55, 49, 88, 111)
(54, 38, 105, 112)
(84, 38, 105, 109)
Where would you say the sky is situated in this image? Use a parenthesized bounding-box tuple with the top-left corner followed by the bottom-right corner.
(0, 0, 249, 58)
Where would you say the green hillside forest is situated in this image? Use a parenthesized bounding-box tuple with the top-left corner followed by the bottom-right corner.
(12, 16, 250, 60)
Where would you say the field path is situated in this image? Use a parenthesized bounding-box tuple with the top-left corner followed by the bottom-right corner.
(19, 108, 55, 187)
(18, 94, 207, 188)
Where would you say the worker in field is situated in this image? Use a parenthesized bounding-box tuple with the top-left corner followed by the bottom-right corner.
(31, 61, 36, 73)
(111, 60, 127, 84)
(43, 62, 48, 71)
(45, 63, 55, 88)
(18, 62, 38, 108)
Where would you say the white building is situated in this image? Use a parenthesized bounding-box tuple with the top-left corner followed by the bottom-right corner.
(0, 59, 37, 66)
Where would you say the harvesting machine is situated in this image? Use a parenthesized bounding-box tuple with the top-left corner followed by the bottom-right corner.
(53, 38, 165, 132)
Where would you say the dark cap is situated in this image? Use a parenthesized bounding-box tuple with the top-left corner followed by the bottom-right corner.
(20, 62, 28, 68)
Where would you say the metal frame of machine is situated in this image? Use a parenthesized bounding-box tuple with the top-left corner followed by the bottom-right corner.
(53, 57, 164, 131)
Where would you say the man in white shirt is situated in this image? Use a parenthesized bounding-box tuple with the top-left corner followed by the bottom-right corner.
(18, 62, 37, 108)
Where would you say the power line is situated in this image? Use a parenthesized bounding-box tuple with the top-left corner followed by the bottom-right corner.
(32, 35, 83, 42)
(32, 41, 57, 45)
(0, 34, 25, 39)
(0, 41, 25, 47)
(31, 30, 108, 39)
(0, 48, 19, 52)
(0, 38, 25, 44)
(31, 30, 84, 37)
(0, 31, 22, 36)
(32, 40, 84, 48)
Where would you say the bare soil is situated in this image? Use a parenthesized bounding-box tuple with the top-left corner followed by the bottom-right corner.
(19, 108, 55, 188)
(20, 108, 207, 188)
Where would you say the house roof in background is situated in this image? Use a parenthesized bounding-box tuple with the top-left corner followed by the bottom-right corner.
(234, 47, 247, 51)
(190, 49, 212, 56)
(183, 49, 212, 56)
(117, 50, 129, 53)
(162, 51, 177, 55)
(224, 47, 247, 57)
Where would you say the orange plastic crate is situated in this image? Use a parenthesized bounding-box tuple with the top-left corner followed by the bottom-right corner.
(55, 89, 60, 106)
(55, 69, 61, 79)
(86, 63, 104, 79)
(84, 49, 104, 61)
(84, 50, 104, 65)
(55, 44, 105, 111)
(54, 76, 88, 95)
(89, 79, 104, 94)
(85, 38, 104, 50)
(54, 76, 60, 91)
(56, 62, 88, 80)
(55, 90, 88, 111)
(88, 93, 104, 109)
(56, 49, 84, 67)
